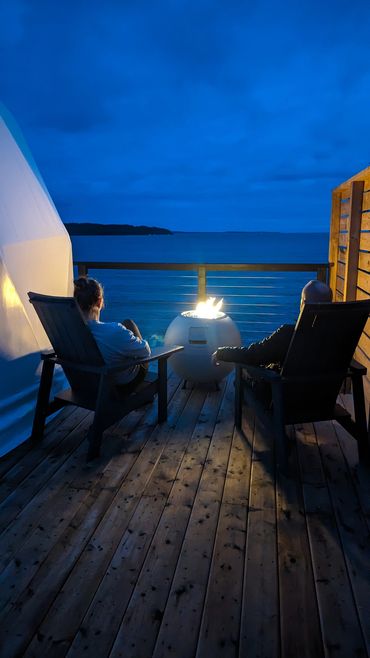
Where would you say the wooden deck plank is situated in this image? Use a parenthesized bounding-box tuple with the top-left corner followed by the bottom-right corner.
(276, 427, 324, 658)
(0, 373, 180, 570)
(0, 406, 78, 480)
(195, 415, 253, 658)
(0, 411, 92, 535)
(314, 420, 370, 654)
(295, 422, 368, 657)
(196, 501, 246, 658)
(108, 383, 228, 658)
(0, 407, 90, 505)
(336, 394, 370, 532)
(222, 413, 253, 507)
(0, 469, 129, 657)
(0, 407, 152, 574)
(336, 425, 370, 532)
(0, 389, 174, 592)
(62, 388, 208, 658)
(150, 379, 236, 658)
(20, 384, 198, 658)
(1, 379, 184, 658)
(240, 415, 280, 658)
(0, 376, 370, 658)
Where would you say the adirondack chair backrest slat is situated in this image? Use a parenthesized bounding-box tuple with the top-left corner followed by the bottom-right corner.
(28, 292, 105, 395)
(280, 299, 370, 415)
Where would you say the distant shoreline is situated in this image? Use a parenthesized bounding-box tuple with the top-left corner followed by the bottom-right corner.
(65, 223, 329, 236)
(64, 222, 172, 236)
(174, 230, 329, 235)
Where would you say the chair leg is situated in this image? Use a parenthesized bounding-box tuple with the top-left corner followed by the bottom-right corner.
(352, 374, 370, 461)
(86, 424, 103, 461)
(235, 366, 242, 429)
(271, 382, 289, 476)
(158, 358, 167, 423)
(31, 358, 55, 443)
(274, 419, 289, 476)
(86, 376, 111, 460)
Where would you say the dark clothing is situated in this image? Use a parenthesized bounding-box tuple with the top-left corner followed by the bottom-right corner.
(216, 324, 295, 371)
(115, 363, 147, 395)
(216, 324, 295, 410)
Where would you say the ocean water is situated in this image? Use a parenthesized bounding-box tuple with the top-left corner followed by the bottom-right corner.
(72, 231, 329, 264)
(71, 232, 329, 346)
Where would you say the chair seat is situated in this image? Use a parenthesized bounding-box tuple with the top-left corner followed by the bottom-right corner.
(285, 402, 351, 426)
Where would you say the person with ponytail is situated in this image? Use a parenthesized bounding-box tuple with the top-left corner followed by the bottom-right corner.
(74, 276, 150, 391)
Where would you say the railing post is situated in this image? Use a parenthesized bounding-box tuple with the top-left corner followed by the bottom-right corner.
(317, 265, 328, 284)
(197, 266, 207, 302)
(78, 263, 88, 277)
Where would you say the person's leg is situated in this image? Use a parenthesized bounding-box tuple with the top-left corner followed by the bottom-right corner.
(122, 318, 143, 339)
(121, 319, 148, 379)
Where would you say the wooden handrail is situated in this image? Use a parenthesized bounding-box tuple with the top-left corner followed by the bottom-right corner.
(76, 261, 331, 273)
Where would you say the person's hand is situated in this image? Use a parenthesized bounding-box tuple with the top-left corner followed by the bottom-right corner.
(212, 351, 220, 366)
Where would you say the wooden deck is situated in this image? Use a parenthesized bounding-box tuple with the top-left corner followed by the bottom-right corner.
(0, 372, 370, 658)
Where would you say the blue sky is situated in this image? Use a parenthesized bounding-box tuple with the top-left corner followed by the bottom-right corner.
(1, 0, 370, 232)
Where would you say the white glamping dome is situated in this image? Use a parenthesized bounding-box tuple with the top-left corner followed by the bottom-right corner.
(0, 105, 73, 456)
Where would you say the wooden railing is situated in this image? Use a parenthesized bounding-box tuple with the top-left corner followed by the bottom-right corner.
(77, 261, 329, 301)
(74, 261, 330, 347)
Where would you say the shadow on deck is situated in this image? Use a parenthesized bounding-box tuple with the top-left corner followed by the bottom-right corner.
(0, 372, 370, 658)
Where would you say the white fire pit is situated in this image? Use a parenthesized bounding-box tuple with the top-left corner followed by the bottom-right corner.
(164, 298, 241, 384)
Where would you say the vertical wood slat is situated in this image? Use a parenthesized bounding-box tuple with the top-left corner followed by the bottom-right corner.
(343, 180, 364, 301)
(197, 265, 207, 301)
(329, 190, 341, 298)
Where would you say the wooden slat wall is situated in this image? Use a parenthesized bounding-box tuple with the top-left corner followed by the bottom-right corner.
(329, 165, 370, 409)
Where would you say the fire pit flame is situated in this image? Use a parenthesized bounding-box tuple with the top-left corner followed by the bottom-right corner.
(190, 296, 224, 319)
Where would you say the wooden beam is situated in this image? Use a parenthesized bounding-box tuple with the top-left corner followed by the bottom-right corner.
(329, 189, 341, 298)
(344, 180, 364, 301)
(73, 261, 330, 273)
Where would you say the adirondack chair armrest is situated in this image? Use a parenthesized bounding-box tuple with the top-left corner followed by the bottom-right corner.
(43, 346, 184, 377)
(349, 359, 367, 377)
(146, 345, 184, 361)
(40, 350, 56, 360)
(240, 363, 281, 383)
(105, 345, 184, 374)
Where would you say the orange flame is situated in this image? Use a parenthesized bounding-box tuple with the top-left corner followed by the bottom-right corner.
(194, 297, 223, 319)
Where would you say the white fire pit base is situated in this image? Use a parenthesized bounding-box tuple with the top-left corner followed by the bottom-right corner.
(164, 311, 241, 384)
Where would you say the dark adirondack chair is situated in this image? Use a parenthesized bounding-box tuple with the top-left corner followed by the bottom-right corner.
(232, 299, 370, 474)
(28, 292, 183, 459)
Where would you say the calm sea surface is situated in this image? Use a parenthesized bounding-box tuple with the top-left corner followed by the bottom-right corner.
(72, 231, 329, 264)
(71, 232, 329, 346)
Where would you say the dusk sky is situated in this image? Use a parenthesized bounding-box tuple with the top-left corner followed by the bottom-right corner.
(1, 0, 370, 232)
